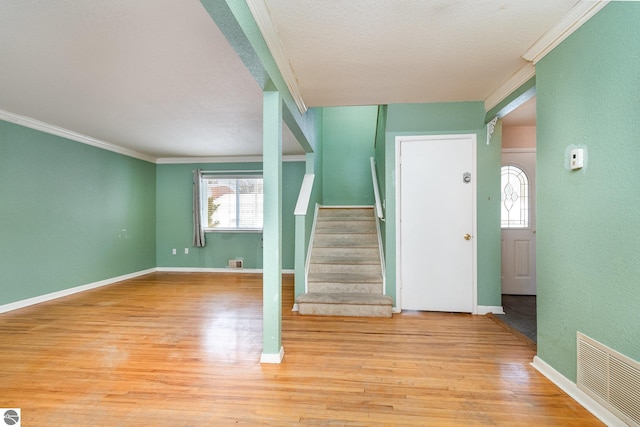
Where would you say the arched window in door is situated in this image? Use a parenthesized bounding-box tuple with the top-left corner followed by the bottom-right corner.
(501, 165, 529, 228)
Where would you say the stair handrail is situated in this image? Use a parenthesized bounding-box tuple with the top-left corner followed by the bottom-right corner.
(294, 174, 315, 216)
(370, 157, 384, 221)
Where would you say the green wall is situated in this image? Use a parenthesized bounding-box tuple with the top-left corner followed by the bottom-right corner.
(536, 2, 640, 380)
(382, 102, 502, 307)
(0, 121, 156, 306)
(322, 106, 378, 206)
(156, 161, 305, 270)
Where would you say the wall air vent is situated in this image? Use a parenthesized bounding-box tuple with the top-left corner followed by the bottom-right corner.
(228, 259, 243, 269)
(577, 332, 640, 426)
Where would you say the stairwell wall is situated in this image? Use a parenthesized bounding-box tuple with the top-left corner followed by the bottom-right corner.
(381, 102, 502, 307)
(321, 106, 378, 206)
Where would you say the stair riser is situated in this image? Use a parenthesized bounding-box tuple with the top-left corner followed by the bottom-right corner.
(310, 256, 380, 265)
(317, 208, 374, 219)
(311, 247, 379, 258)
(309, 263, 382, 275)
(315, 221, 376, 233)
(307, 282, 383, 294)
(298, 303, 391, 318)
(313, 234, 378, 247)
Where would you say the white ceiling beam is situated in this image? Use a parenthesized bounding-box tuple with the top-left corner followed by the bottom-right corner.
(246, 0, 308, 114)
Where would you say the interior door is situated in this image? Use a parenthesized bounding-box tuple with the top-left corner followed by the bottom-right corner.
(501, 150, 536, 295)
(399, 135, 476, 312)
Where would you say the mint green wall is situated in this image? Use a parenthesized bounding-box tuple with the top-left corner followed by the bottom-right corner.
(0, 121, 156, 305)
(156, 161, 304, 270)
(536, 3, 640, 380)
(382, 102, 502, 307)
(322, 106, 378, 206)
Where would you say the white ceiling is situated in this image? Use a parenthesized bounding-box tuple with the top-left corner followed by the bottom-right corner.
(0, 0, 301, 160)
(0, 1, 594, 160)
(258, 0, 577, 107)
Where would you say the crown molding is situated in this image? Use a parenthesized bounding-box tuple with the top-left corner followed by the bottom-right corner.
(156, 154, 306, 164)
(484, 63, 536, 112)
(0, 109, 156, 163)
(1, 109, 308, 165)
(485, 1, 609, 112)
(246, 0, 307, 114)
(523, 1, 610, 64)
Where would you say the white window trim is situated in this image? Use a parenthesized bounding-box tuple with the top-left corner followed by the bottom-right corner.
(200, 174, 264, 233)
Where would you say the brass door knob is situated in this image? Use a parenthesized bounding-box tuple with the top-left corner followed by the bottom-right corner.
(464, 234, 472, 240)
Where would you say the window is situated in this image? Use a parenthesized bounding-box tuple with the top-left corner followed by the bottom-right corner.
(501, 165, 529, 228)
(201, 176, 263, 231)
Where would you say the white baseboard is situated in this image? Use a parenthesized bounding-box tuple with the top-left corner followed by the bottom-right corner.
(0, 268, 156, 314)
(531, 356, 628, 427)
(156, 267, 295, 274)
(477, 305, 505, 315)
(260, 346, 285, 364)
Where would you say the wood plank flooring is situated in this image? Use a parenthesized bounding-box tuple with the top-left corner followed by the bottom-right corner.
(0, 273, 603, 426)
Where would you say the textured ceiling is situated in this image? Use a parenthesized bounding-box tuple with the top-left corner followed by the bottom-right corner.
(0, 1, 586, 160)
(0, 0, 301, 160)
(261, 0, 577, 107)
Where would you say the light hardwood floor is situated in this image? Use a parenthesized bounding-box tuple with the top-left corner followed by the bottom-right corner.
(0, 272, 602, 426)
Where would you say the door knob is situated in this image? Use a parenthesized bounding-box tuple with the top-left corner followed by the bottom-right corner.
(464, 234, 472, 240)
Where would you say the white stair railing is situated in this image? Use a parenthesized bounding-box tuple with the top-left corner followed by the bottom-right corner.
(370, 157, 384, 221)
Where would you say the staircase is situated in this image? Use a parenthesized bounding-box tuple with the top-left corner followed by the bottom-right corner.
(296, 207, 393, 317)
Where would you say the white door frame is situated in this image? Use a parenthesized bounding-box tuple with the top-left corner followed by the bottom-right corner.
(501, 148, 537, 295)
(395, 134, 478, 313)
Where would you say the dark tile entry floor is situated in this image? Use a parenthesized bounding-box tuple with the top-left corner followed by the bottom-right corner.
(494, 295, 537, 343)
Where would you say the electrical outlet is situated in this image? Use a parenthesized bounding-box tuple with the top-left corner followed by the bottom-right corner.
(184, 248, 189, 254)
(172, 248, 176, 255)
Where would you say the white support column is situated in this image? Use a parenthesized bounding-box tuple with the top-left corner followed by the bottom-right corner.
(260, 87, 284, 364)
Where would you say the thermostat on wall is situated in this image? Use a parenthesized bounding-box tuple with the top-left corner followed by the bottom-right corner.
(570, 148, 584, 170)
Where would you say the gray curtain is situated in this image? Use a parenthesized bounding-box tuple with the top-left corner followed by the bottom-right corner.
(193, 169, 206, 247)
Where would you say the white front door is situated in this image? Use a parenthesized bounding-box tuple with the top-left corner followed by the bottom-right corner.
(501, 150, 536, 295)
(398, 134, 476, 313)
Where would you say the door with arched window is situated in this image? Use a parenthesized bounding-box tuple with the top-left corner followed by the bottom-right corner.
(501, 151, 536, 295)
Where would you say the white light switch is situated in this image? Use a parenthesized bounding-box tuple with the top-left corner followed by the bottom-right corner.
(570, 148, 584, 169)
